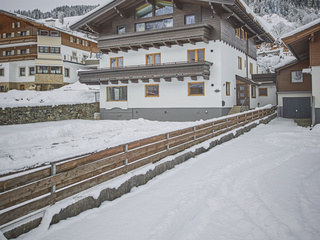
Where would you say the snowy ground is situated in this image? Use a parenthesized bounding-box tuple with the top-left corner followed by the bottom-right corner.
(0, 118, 201, 175)
(0, 81, 99, 109)
(12, 118, 320, 240)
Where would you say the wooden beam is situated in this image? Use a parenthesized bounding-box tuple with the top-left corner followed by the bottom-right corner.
(191, 76, 197, 80)
(130, 46, 139, 51)
(120, 47, 128, 53)
(153, 78, 160, 82)
(164, 77, 172, 82)
(85, 23, 100, 33)
(177, 76, 184, 81)
(188, 39, 196, 45)
(140, 45, 149, 50)
(175, 40, 183, 46)
(114, 6, 130, 19)
(141, 79, 150, 83)
(222, 12, 233, 19)
(120, 80, 129, 84)
(152, 43, 160, 49)
(164, 42, 172, 48)
(110, 80, 119, 84)
(130, 79, 139, 83)
(172, 0, 182, 10)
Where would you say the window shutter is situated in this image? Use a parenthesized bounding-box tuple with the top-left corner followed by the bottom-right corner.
(27, 49, 30, 54)
(12, 23, 15, 28)
(2, 51, 5, 56)
(17, 49, 21, 55)
(17, 22, 20, 28)
(12, 32, 15, 37)
(70, 36, 73, 42)
(11, 50, 15, 55)
(3, 33, 6, 38)
(26, 30, 30, 36)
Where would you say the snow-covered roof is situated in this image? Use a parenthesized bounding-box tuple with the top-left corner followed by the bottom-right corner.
(282, 18, 320, 39)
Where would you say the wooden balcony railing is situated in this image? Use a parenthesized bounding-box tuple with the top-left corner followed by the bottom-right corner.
(78, 61, 213, 85)
(0, 53, 37, 62)
(0, 35, 37, 45)
(98, 23, 213, 53)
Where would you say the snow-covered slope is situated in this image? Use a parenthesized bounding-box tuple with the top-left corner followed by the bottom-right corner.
(12, 118, 320, 240)
(0, 81, 99, 109)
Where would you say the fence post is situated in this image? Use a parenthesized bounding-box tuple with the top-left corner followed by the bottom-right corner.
(193, 127, 196, 140)
(212, 122, 215, 134)
(51, 163, 56, 195)
(166, 133, 170, 150)
(124, 144, 128, 165)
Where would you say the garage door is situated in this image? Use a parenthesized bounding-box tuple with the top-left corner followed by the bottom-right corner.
(283, 97, 311, 118)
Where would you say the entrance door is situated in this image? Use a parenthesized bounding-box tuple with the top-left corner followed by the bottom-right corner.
(237, 84, 248, 107)
(283, 97, 311, 118)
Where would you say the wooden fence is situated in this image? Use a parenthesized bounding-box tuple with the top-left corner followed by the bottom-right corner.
(0, 107, 276, 226)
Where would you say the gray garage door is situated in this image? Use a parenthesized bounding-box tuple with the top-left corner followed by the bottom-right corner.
(283, 97, 311, 118)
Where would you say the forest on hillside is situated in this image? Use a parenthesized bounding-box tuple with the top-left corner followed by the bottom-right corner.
(14, 5, 98, 20)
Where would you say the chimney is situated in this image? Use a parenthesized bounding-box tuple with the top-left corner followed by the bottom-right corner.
(45, 18, 56, 27)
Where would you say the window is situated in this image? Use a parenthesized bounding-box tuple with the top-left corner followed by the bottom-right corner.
(259, 88, 268, 96)
(50, 47, 60, 54)
(238, 56, 242, 70)
(107, 86, 127, 101)
(145, 84, 159, 97)
(0, 68, 4, 76)
(39, 46, 49, 53)
(226, 82, 230, 96)
(146, 53, 161, 65)
(118, 26, 126, 34)
(12, 22, 20, 28)
(155, 0, 173, 16)
(65, 68, 70, 77)
(51, 31, 59, 37)
(236, 28, 247, 40)
(291, 71, 303, 83)
(29, 67, 35, 76)
(250, 62, 254, 75)
(135, 1, 173, 19)
(21, 31, 27, 36)
(136, 3, 153, 19)
(0, 86, 4, 92)
(37, 66, 49, 74)
(39, 30, 49, 36)
(50, 67, 62, 74)
(110, 57, 124, 68)
(188, 49, 205, 62)
(19, 67, 26, 76)
(21, 49, 27, 55)
(188, 82, 204, 96)
(135, 18, 173, 32)
(6, 33, 12, 38)
(251, 85, 256, 98)
(185, 15, 195, 25)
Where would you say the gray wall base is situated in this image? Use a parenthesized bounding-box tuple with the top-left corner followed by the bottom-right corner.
(100, 107, 232, 122)
(315, 108, 320, 125)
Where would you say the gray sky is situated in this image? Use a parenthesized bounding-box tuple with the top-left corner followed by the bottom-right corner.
(1, 0, 106, 12)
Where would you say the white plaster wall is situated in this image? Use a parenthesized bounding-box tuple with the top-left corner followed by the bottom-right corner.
(257, 85, 277, 107)
(312, 66, 320, 108)
(0, 62, 10, 83)
(9, 60, 35, 83)
(100, 41, 225, 110)
(63, 62, 83, 84)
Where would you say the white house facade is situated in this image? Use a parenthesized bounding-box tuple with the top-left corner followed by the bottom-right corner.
(71, 0, 274, 121)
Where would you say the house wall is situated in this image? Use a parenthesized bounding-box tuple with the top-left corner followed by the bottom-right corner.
(277, 59, 312, 92)
(99, 40, 259, 121)
(310, 35, 320, 66)
(258, 85, 277, 107)
(312, 66, 320, 125)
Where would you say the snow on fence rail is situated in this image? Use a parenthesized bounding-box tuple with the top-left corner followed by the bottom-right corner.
(0, 107, 276, 226)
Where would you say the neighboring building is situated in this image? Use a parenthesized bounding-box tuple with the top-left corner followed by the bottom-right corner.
(71, 0, 274, 121)
(0, 10, 99, 91)
(252, 73, 277, 107)
(277, 18, 320, 125)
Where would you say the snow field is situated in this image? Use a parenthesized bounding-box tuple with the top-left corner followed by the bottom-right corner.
(13, 118, 320, 240)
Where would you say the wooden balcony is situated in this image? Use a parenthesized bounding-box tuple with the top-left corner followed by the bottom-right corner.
(0, 53, 37, 62)
(0, 36, 37, 45)
(78, 61, 213, 85)
(98, 23, 213, 53)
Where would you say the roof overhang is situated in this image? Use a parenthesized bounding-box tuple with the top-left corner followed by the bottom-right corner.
(282, 21, 320, 61)
(70, 0, 274, 43)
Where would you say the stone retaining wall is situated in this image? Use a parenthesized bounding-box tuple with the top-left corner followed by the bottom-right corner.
(0, 102, 100, 125)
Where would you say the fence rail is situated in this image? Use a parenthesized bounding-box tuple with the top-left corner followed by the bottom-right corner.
(0, 107, 276, 226)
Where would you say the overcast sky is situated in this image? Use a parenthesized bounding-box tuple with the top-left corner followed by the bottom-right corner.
(2, 0, 106, 12)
